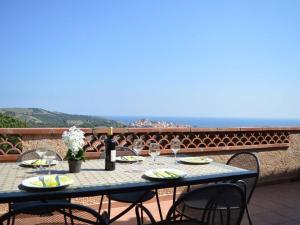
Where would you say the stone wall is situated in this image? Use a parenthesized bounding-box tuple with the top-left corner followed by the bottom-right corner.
(208, 134, 300, 183)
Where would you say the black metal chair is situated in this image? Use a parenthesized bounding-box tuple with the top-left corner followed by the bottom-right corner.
(8, 148, 70, 225)
(16, 148, 63, 163)
(0, 202, 108, 225)
(98, 146, 163, 223)
(181, 151, 260, 225)
(225, 151, 260, 225)
(136, 183, 246, 225)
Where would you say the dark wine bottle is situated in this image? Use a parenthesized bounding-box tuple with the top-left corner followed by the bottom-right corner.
(105, 127, 116, 171)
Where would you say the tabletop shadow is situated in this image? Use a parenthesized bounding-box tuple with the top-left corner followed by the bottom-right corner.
(141, 174, 185, 182)
(18, 184, 66, 192)
(177, 161, 210, 165)
(26, 170, 68, 175)
(80, 168, 106, 172)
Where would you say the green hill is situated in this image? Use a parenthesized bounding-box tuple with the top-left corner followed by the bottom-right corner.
(0, 108, 125, 128)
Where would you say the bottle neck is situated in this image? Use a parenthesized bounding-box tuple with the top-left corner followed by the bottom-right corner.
(108, 127, 113, 136)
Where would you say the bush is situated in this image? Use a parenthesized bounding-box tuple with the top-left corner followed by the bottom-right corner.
(0, 113, 28, 128)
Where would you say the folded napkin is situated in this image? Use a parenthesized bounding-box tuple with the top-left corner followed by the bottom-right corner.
(30, 175, 71, 187)
(153, 170, 181, 178)
(30, 159, 47, 166)
(185, 157, 210, 162)
(120, 156, 143, 161)
(121, 156, 136, 161)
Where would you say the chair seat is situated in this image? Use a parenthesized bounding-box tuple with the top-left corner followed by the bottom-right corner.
(109, 191, 156, 203)
(11, 199, 69, 215)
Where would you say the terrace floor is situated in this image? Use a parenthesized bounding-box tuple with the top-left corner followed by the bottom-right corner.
(110, 181, 300, 225)
(0, 181, 299, 224)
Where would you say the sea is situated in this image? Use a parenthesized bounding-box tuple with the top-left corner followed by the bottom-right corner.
(106, 116, 300, 128)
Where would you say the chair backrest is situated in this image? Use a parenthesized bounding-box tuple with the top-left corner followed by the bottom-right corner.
(226, 151, 260, 203)
(0, 202, 108, 225)
(166, 184, 246, 225)
(16, 148, 63, 163)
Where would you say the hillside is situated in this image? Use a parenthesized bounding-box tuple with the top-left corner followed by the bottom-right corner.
(0, 108, 125, 128)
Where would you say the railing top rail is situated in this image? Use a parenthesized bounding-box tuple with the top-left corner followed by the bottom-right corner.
(0, 127, 300, 135)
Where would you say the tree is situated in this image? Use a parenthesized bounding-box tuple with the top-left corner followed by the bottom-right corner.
(0, 113, 27, 128)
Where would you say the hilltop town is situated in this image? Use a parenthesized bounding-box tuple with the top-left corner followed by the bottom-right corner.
(129, 118, 190, 128)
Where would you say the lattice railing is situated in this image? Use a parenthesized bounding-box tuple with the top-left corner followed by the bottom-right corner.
(83, 130, 290, 155)
(0, 135, 23, 156)
(0, 127, 293, 161)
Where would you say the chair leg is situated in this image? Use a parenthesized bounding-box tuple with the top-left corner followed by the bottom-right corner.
(108, 197, 111, 222)
(63, 210, 68, 225)
(7, 203, 12, 225)
(186, 185, 191, 193)
(11, 215, 15, 225)
(69, 208, 74, 225)
(173, 187, 177, 220)
(173, 187, 177, 203)
(155, 189, 163, 220)
(98, 195, 104, 214)
(140, 202, 144, 224)
(245, 204, 253, 225)
(219, 210, 224, 225)
(8, 203, 15, 225)
(64, 198, 72, 225)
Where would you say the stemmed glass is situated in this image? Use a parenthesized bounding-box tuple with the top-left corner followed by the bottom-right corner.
(170, 138, 181, 164)
(36, 149, 46, 172)
(132, 139, 144, 163)
(44, 155, 56, 175)
(148, 143, 160, 166)
(200, 147, 205, 154)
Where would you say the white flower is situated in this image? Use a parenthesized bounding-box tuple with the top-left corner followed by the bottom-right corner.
(62, 126, 85, 157)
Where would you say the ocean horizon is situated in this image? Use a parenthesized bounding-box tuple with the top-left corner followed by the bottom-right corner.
(105, 116, 300, 128)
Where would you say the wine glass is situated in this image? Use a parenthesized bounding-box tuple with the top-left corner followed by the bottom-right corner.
(148, 143, 160, 166)
(200, 147, 205, 154)
(132, 139, 144, 159)
(36, 148, 46, 172)
(44, 155, 56, 175)
(170, 138, 181, 164)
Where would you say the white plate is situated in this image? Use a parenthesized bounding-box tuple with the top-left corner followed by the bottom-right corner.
(179, 157, 213, 164)
(144, 168, 187, 179)
(22, 175, 73, 189)
(21, 159, 58, 167)
(116, 156, 145, 162)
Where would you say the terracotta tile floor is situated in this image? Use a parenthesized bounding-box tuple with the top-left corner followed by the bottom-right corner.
(1, 181, 299, 224)
(109, 181, 300, 225)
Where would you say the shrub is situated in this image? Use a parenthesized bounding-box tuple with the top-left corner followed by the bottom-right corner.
(0, 113, 28, 128)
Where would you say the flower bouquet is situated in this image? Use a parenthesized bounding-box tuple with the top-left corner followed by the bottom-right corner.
(62, 126, 85, 173)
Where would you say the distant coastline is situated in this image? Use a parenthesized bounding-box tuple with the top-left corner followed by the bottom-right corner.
(106, 116, 300, 128)
(2, 108, 300, 128)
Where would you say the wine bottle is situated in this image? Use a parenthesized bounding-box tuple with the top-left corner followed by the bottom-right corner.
(105, 127, 116, 171)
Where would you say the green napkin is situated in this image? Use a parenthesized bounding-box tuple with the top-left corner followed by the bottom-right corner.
(31, 159, 47, 166)
(186, 157, 208, 163)
(154, 170, 180, 178)
(30, 175, 71, 187)
(122, 156, 136, 161)
(121, 156, 143, 161)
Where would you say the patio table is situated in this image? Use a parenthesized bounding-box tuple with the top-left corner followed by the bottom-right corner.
(0, 156, 257, 204)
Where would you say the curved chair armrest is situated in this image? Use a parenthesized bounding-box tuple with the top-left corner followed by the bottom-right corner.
(135, 203, 157, 225)
(234, 180, 247, 196)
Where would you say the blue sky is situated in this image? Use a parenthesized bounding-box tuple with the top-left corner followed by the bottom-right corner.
(0, 0, 299, 118)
